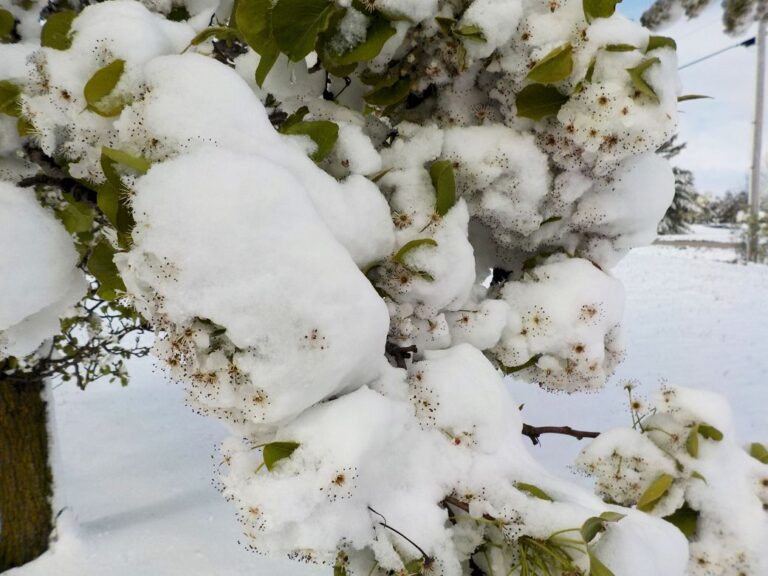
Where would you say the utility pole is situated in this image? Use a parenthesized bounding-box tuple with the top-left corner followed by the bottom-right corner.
(748, 19, 766, 262)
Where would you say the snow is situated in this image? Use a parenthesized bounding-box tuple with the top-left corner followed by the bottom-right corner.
(576, 426, 677, 506)
(580, 383, 768, 574)
(571, 152, 675, 268)
(493, 255, 625, 391)
(459, 0, 523, 59)
(22, 1, 195, 182)
(18, 360, 321, 576)
(375, 0, 437, 23)
(509, 245, 768, 467)
(117, 53, 395, 268)
(0, 181, 87, 358)
(2, 0, 764, 573)
(442, 125, 550, 239)
(119, 146, 391, 429)
(7, 243, 765, 576)
(659, 224, 740, 245)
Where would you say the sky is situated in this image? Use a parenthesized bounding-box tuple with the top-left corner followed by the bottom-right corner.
(618, 0, 760, 196)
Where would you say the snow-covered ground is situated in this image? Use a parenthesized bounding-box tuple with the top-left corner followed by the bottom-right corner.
(657, 224, 741, 245)
(10, 240, 768, 576)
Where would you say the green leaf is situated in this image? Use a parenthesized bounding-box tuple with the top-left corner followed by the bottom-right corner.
(454, 24, 486, 42)
(322, 13, 396, 68)
(281, 106, 310, 131)
(0, 80, 21, 117)
(663, 503, 699, 538)
(282, 120, 339, 162)
(526, 43, 573, 84)
(647, 35, 676, 51)
(581, 512, 624, 543)
(97, 180, 120, 229)
(585, 57, 597, 83)
(168, 5, 191, 21)
(626, 57, 660, 102)
(0, 9, 15, 42)
(272, 0, 337, 61)
(516, 482, 553, 501)
(280, 106, 309, 132)
(99, 151, 136, 244)
(392, 238, 438, 264)
(255, 48, 279, 87)
(600, 511, 626, 522)
(678, 94, 711, 102)
(515, 84, 568, 121)
(499, 354, 542, 374)
(403, 558, 424, 575)
(364, 77, 411, 107)
(688, 422, 723, 458)
(604, 43, 636, 52)
(435, 16, 455, 35)
(636, 473, 674, 512)
(581, 517, 607, 543)
(588, 551, 616, 576)
(87, 240, 126, 300)
(333, 562, 348, 576)
(574, 57, 597, 94)
(57, 196, 94, 234)
(187, 26, 241, 48)
(359, 68, 399, 87)
(370, 167, 391, 183)
(41, 10, 76, 50)
(16, 115, 33, 136)
(749, 442, 768, 464)
(698, 424, 723, 441)
(457, 43, 467, 72)
(429, 160, 456, 216)
(540, 216, 562, 225)
(83, 59, 126, 117)
(583, 0, 621, 22)
(691, 470, 707, 483)
(236, 0, 276, 53)
(522, 249, 564, 271)
(687, 423, 700, 458)
(102, 147, 151, 174)
(263, 441, 300, 471)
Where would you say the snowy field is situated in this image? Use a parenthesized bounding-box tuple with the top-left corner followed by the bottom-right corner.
(656, 224, 740, 246)
(10, 239, 768, 576)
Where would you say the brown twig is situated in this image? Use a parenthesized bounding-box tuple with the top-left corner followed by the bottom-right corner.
(385, 342, 417, 369)
(441, 496, 500, 523)
(367, 506, 430, 561)
(521, 424, 600, 446)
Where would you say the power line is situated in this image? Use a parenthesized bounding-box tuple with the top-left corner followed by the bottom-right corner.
(679, 36, 756, 70)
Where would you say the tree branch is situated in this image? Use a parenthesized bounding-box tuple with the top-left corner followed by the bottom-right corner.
(521, 424, 600, 446)
(367, 506, 430, 561)
(442, 496, 497, 522)
(385, 342, 417, 369)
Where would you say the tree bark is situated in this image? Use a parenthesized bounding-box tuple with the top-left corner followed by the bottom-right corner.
(0, 373, 53, 571)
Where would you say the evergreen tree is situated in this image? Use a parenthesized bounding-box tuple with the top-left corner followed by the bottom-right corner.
(642, 0, 766, 35)
(710, 190, 750, 223)
(657, 137, 702, 234)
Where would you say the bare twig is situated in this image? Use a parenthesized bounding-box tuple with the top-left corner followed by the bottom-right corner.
(385, 342, 417, 369)
(441, 496, 498, 523)
(367, 506, 430, 560)
(521, 424, 600, 446)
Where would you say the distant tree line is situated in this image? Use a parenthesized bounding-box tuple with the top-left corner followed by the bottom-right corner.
(657, 137, 766, 234)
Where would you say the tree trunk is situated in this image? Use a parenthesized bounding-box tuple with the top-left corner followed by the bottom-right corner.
(0, 373, 53, 571)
